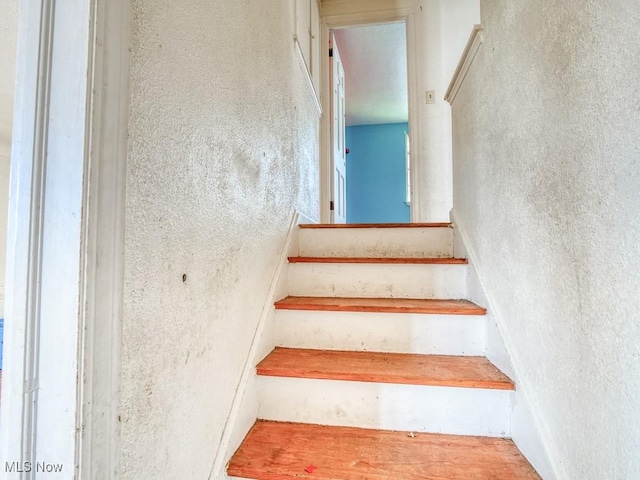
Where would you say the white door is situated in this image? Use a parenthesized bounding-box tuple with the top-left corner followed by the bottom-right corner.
(330, 32, 347, 223)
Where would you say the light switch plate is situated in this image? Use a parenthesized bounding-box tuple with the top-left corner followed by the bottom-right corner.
(426, 90, 436, 104)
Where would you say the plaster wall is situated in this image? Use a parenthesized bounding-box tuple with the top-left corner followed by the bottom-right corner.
(413, 0, 479, 222)
(0, 0, 18, 316)
(121, 1, 320, 478)
(451, 1, 640, 478)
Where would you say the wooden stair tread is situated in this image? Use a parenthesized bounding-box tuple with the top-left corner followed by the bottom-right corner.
(227, 421, 541, 480)
(257, 348, 514, 390)
(300, 222, 451, 228)
(275, 296, 487, 315)
(288, 256, 467, 264)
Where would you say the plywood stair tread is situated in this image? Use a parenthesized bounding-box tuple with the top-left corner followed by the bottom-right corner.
(257, 348, 514, 390)
(275, 296, 487, 315)
(288, 256, 468, 264)
(300, 222, 451, 228)
(227, 420, 541, 480)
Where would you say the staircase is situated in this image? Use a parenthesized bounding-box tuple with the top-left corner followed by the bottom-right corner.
(227, 223, 541, 479)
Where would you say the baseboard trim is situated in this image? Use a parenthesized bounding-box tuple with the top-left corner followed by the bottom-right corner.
(210, 209, 302, 480)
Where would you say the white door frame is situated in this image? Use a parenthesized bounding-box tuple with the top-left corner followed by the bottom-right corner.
(319, 7, 422, 224)
(0, 0, 130, 477)
(329, 32, 347, 223)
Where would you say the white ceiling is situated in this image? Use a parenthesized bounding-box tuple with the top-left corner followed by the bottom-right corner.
(333, 22, 408, 127)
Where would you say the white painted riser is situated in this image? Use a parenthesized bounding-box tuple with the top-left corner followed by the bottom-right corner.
(257, 376, 512, 438)
(298, 227, 453, 258)
(288, 263, 467, 299)
(275, 310, 486, 356)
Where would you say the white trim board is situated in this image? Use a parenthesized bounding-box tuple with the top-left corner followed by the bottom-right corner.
(258, 376, 513, 437)
(0, 0, 53, 468)
(77, 0, 131, 477)
(445, 24, 483, 105)
(210, 210, 305, 480)
(0, 0, 131, 476)
(294, 38, 323, 116)
(293, 0, 322, 116)
(1, 0, 93, 472)
(320, 0, 415, 18)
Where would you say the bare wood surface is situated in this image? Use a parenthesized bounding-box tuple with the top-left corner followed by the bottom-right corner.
(299, 223, 451, 228)
(257, 348, 514, 390)
(228, 421, 541, 480)
(288, 257, 468, 264)
(274, 296, 487, 315)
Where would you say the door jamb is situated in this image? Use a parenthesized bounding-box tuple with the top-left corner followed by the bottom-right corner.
(0, 0, 130, 476)
(77, 0, 131, 477)
(319, 8, 421, 223)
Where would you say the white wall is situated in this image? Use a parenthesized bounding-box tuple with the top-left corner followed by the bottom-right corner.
(121, 1, 320, 478)
(413, 0, 479, 222)
(0, 0, 18, 316)
(451, 1, 640, 478)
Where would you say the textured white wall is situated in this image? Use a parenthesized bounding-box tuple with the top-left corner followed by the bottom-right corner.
(0, 0, 18, 316)
(451, 1, 640, 478)
(414, 0, 479, 221)
(121, 1, 320, 478)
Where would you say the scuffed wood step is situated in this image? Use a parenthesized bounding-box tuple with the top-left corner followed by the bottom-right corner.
(300, 222, 451, 228)
(275, 296, 487, 315)
(227, 421, 541, 480)
(256, 348, 514, 390)
(288, 256, 468, 264)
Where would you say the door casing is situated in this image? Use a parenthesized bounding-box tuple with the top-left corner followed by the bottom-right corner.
(319, 6, 421, 224)
(0, 1, 130, 477)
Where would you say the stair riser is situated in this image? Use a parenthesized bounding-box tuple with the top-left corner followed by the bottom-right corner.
(258, 377, 512, 437)
(275, 310, 485, 356)
(288, 263, 467, 299)
(298, 227, 453, 258)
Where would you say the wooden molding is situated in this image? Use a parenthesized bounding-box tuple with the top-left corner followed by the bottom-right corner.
(320, 0, 414, 19)
(293, 0, 322, 116)
(445, 24, 484, 105)
(210, 210, 302, 479)
(294, 37, 323, 116)
(76, 0, 131, 476)
(1, 0, 56, 467)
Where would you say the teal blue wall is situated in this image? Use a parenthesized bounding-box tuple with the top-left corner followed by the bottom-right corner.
(346, 123, 410, 223)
